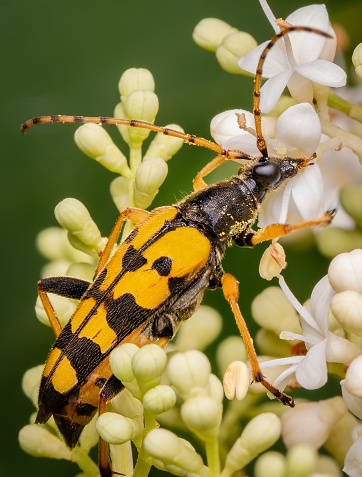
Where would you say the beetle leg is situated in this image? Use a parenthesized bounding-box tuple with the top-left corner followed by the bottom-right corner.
(221, 273, 294, 407)
(193, 155, 227, 191)
(94, 207, 150, 277)
(37, 277, 90, 337)
(250, 209, 336, 245)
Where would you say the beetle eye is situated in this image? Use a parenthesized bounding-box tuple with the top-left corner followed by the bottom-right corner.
(252, 159, 281, 186)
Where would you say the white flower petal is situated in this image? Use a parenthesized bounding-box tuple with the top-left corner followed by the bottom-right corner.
(291, 164, 325, 221)
(295, 339, 328, 389)
(223, 134, 260, 157)
(210, 109, 252, 145)
(310, 275, 335, 335)
(257, 189, 287, 227)
(273, 364, 299, 392)
(238, 41, 289, 77)
(286, 4, 329, 64)
(343, 435, 362, 477)
(319, 26, 337, 62)
(341, 380, 362, 420)
(287, 72, 314, 105)
(274, 103, 321, 157)
(296, 60, 347, 87)
(325, 332, 361, 364)
(260, 70, 293, 113)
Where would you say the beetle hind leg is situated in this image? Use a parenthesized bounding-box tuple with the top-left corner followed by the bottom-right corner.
(221, 272, 294, 407)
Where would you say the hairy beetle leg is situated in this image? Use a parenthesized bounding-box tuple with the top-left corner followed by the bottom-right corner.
(221, 273, 294, 407)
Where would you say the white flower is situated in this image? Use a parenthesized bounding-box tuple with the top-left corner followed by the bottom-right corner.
(238, 3, 346, 113)
(343, 426, 362, 477)
(260, 275, 361, 392)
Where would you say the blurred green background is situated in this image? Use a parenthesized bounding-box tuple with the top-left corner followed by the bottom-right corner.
(2, 0, 361, 475)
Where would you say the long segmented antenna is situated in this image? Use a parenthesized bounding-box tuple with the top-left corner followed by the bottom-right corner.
(253, 26, 332, 158)
(21, 26, 332, 161)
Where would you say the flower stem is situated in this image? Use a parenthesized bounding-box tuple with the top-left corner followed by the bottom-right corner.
(71, 446, 100, 476)
(328, 91, 362, 123)
(205, 437, 220, 477)
(130, 147, 142, 173)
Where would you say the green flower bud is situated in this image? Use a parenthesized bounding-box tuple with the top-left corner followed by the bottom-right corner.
(131, 344, 167, 393)
(352, 43, 362, 79)
(223, 361, 250, 401)
(216, 335, 247, 374)
(36, 227, 91, 264)
(181, 396, 222, 440)
(252, 286, 302, 336)
(134, 158, 168, 195)
(340, 184, 362, 227)
(114, 102, 131, 146)
(110, 344, 142, 399)
(112, 388, 143, 419)
(118, 68, 155, 102)
(193, 18, 237, 52)
(167, 350, 211, 398)
(66, 262, 95, 282)
(144, 124, 184, 162)
(259, 243, 286, 281)
(255, 329, 293, 358)
(174, 305, 222, 352)
(19, 425, 72, 460)
(216, 31, 257, 74)
(254, 451, 287, 477)
(110, 176, 132, 213)
(96, 412, 142, 445)
(330, 291, 362, 337)
(40, 260, 70, 279)
(315, 228, 362, 259)
(75, 123, 113, 159)
(35, 294, 76, 329)
(207, 374, 224, 403)
(143, 428, 207, 475)
(315, 455, 343, 477)
(22, 365, 43, 407)
(143, 385, 177, 415)
(324, 412, 357, 466)
(54, 198, 102, 248)
(286, 444, 318, 477)
(328, 249, 362, 294)
(224, 413, 281, 473)
(124, 91, 159, 145)
(344, 355, 362, 398)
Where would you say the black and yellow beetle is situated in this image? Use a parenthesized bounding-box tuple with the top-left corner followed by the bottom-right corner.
(22, 26, 334, 477)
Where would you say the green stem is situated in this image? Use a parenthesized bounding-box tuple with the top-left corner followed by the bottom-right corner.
(130, 147, 142, 173)
(328, 91, 362, 123)
(133, 454, 152, 477)
(71, 447, 100, 476)
(205, 437, 220, 477)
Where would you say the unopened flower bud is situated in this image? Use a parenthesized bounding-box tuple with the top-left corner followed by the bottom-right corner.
(325, 412, 357, 465)
(254, 451, 286, 477)
(340, 184, 362, 227)
(167, 350, 211, 398)
(216, 31, 257, 74)
(259, 243, 286, 281)
(252, 286, 301, 335)
(35, 294, 76, 329)
(144, 124, 184, 162)
(224, 413, 281, 473)
(330, 291, 362, 336)
(112, 388, 143, 419)
(174, 305, 222, 352)
(96, 412, 142, 444)
(255, 328, 293, 357)
(314, 455, 342, 477)
(66, 262, 95, 282)
(22, 365, 43, 407)
(118, 68, 155, 102)
(193, 18, 237, 52)
(110, 176, 132, 213)
(328, 249, 362, 294)
(143, 428, 206, 475)
(75, 123, 113, 159)
(281, 397, 348, 449)
(181, 396, 222, 440)
(55, 198, 102, 248)
(216, 335, 247, 374)
(344, 355, 362, 398)
(110, 344, 142, 399)
(286, 444, 318, 477)
(19, 425, 72, 460)
(223, 361, 250, 400)
(114, 102, 131, 145)
(143, 385, 176, 415)
(124, 91, 159, 145)
(352, 43, 362, 80)
(131, 344, 167, 393)
(134, 158, 168, 209)
(207, 374, 224, 403)
(341, 379, 362, 420)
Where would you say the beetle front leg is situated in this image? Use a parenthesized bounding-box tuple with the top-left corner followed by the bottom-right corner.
(221, 273, 294, 407)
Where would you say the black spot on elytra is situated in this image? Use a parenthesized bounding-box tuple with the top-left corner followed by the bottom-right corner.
(125, 227, 139, 244)
(104, 292, 150, 337)
(66, 337, 103, 383)
(151, 256, 172, 276)
(55, 321, 74, 351)
(100, 375, 125, 400)
(122, 245, 147, 271)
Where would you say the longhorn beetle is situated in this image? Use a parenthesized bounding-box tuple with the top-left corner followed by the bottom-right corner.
(22, 26, 334, 477)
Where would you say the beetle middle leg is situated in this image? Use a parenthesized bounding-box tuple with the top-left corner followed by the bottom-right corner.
(221, 272, 294, 407)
